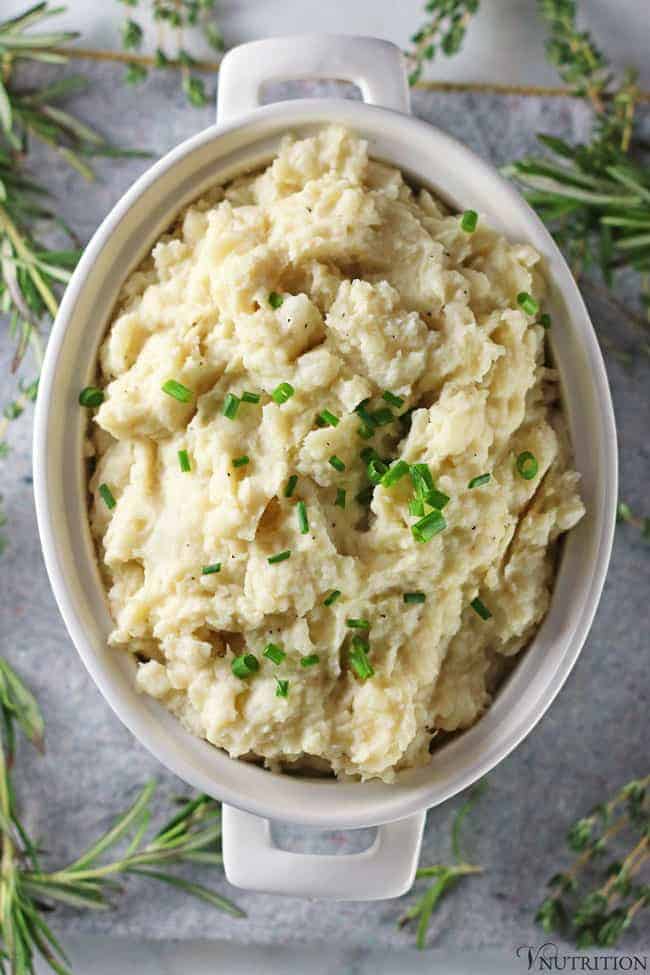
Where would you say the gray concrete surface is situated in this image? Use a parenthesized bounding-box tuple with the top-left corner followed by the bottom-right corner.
(1, 61, 648, 959)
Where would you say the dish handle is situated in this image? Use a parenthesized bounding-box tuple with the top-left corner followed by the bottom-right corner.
(221, 804, 426, 900)
(217, 34, 410, 124)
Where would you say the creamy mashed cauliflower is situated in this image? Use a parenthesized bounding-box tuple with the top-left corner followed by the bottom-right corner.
(87, 126, 584, 782)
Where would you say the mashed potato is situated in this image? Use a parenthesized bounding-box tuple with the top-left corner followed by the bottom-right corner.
(88, 126, 584, 782)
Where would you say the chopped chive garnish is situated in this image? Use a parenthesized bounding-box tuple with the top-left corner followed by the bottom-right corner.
(284, 474, 298, 498)
(318, 409, 339, 428)
(272, 382, 294, 405)
(412, 509, 446, 543)
(381, 460, 410, 487)
(349, 637, 374, 680)
(355, 401, 376, 437)
(335, 487, 347, 509)
(162, 379, 192, 403)
(201, 563, 221, 575)
(360, 446, 380, 464)
(460, 209, 478, 233)
(516, 451, 538, 480)
(269, 291, 284, 309)
(300, 654, 320, 668)
(268, 549, 291, 564)
(409, 498, 425, 517)
(324, 589, 341, 606)
(382, 390, 404, 409)
(367, 457, 388, 485)
(346, 618, 370, 630)
(517, 292, 539, 316)
(470, 597, 492, 620)
(329, 455, 346, 472)
(275, 678, 289, 698)
(356, 485, 374, 506)
(297, 500, 309, 534)
(98, 483, 116, 510)
(426, 488, 450, 510)
(222, 393, 240, 419)
(468, 473, 490, 489)
(232, 455, 249, 468)
(540, 313, 552, 329)
(370, 407, 394, 427)
(410, 463, 435, 498)
(178, 449, 191, 472)
(79, 386, 104, 408)
(231, 653, 260, 679)
(242, 391, 260, 403)
(404, 591, 426, 604)
(263, 643, 285, 665)
(358, 422, 375, 440)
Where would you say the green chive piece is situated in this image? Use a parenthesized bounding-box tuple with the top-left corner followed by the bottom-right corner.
(356, 485, 374, 506)
(409, 498, 425, 517)
(516, 451, 538, 480)
(360, 446, 380, 464)
(349, 636, 374, 680)
(381, 460, 410, 487)
(357, 422, 375, 440)
(297, 500, 309, 535)
(269, 291, 284, 309)
(275, 678, 290, 698)
(324, 589, 341, 606)
(468, 473, 491, 489)
(232, 455, 249, 468)
(410, 463, 435, 498)
(370, 407, 394, 427)
(355, 401, 376, 437)
(426, 488, 450, 510)
(162, 379, 192, 403)
(540, 313, 552, 329)
(517, 292, 539, 316)
(346, 618, 370, 630)
(284, 474, 298, 497)
(268, 549, 291, 564)
(231, 653, 260, 679)
(272, 382, 294, 405)
(382, 390, 404, 409)
(335, 487, 347, 509)
(223, 393, 240, 419)
(201, 563, 221, 575)
(242, 391, 261, 403)
(329, 455, 346, 472)
(404, 591, 426, 605)
(412, 509, 446, 543)
(79, 386, 104, 408)
(367, 457, 388, 485)
(470, 597, 492, 621)
(300, 654, 320, 668)
(460, 209, 478, 233)
(178, 449, 191, 472)
(99, 483, 116, 510)
(263, 643, 285, 665)
(318, 409, 339, 428)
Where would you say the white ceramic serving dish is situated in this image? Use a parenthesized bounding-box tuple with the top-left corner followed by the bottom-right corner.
(33, 35, 617, 902)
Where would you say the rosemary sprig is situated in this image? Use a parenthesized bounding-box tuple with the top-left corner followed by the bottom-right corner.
(0, 658, 243, 975)
(537, 776, 650, 948)
(405, 1, 479, 86)
(399, 781, 485, 949)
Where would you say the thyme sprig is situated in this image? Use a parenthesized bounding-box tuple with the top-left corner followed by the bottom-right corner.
(0, 658, 243, 975)
(405, 1, 479, 87)
(399, 781, 485, 949)
(537, 776, 650, 948)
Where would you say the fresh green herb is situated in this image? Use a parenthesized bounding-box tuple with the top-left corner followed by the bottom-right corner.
(162, 379, 192, 403)
(405, 0, 480, 86)
(381, 460, 410, 487)
(284, 474, 298, 498)
(427, 488, 450, 510)
(275, 678, 289, 698)
(617, 500, 650, 543)
(540, 313, 552, 329)
(323, 589, 342, 606)
(271, 382, 294, 405)
(222, 393, 240, 419)
(263, 643, 285, 665)
(346, 619, 370, 630)
(201, 562, 221, 575)
(404, 591, 426, 604)
(412, 509, 446, 543)
(296, 500, 309, 535)
(370, 407, 394, 427)
(317, 409, 339, 428)
(178, 449, 191, 472)
(349, 636, 374, 680)
(516, 450, 539, 480)
(98, 483, 116, 510)
(335, 487, 347, 509)
(460, 209, 478, 232)
(268, 291, 284, 309)
(328, 455, 346, 472)
(410, 463, 435, 498)
(300, 654, 320, 668)
(409, 498, 425, 517)
(517, 292, 540, 316)
(355, 400, 377, 438)
(383, 390, 405, 408)
(241, 391, 260, 404)
(79, 386, 104, 408)
(470, 596, 492, 620)
(232, 455, 249, 468)
(468, 473, 490, 489)
(267, 550, 291, 565)
(231, 653, 259, 679)
(367, 457, 389, 484)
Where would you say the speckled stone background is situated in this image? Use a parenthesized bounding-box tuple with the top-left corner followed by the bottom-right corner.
(0, 61, 648, 959)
